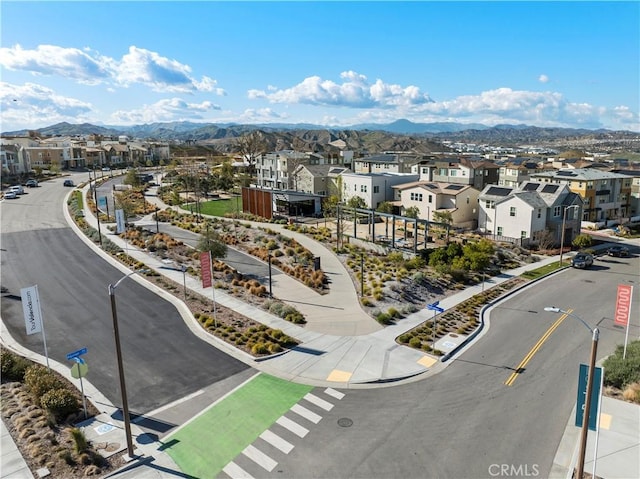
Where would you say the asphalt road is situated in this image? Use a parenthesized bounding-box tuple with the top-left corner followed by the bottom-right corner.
(0, 173, 248, 415)
(258, 257, 638, 479)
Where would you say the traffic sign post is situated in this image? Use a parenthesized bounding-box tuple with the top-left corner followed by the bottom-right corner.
(67, 348, 88, 419)
(426, 301, 445, 346)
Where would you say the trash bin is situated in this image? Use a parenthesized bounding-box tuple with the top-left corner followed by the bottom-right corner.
(313, 257, 321, 271)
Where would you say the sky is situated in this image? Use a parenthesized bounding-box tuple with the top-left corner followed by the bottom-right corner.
(1, 1, 639, 133)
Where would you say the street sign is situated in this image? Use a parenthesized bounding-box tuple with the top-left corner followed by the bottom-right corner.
(427, 301, 445, 313)
(66, 347, 87, 361)
(575, 363, 602, 431)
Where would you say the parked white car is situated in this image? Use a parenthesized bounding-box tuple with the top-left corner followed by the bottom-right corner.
(9, 185, 24, 195)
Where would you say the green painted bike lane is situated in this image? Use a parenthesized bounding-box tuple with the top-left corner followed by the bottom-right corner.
(163, 373, 313, 478)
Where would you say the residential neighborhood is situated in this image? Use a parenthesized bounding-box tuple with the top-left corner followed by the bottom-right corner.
(2, 129, 640, 251)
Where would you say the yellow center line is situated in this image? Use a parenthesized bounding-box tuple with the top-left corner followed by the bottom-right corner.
(504, 309, 572, 386)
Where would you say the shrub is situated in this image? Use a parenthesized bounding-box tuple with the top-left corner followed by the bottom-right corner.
(40, 389, 78, 421)
(251, 343, 269, 355)
(603, 341, 640, 389)
(68, 427, 88, 454)
(24, 366, 65, 406)
(1, 349, 31, 381)
(398, 334, 412, 344)
(376, 312, 393, 325)
(409, 337, 422, 348)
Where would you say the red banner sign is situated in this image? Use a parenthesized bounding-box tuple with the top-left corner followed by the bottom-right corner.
(614, 284, 633, 327)
(200, 252, 212, 288)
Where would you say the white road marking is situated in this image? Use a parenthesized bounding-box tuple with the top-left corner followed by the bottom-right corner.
(223, 461, 254, 479)
(242, 444, 277, 472)
(277, 416, 309, 438)
(304, 393, 334, 411)
(324, 387, 345, 400)
(291, 404, 322, 424)
(260, 430, 294, 454)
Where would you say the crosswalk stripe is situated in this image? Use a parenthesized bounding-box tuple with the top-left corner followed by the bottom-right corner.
(260, 430, 294, 454)
(277, 416, 309, 438)
(324, 387, 345, 400)
(223, 461, 255, 479)
(291, 404, 322, 424)
(304, 393, 334, 411)
(242, 444, 277, 472)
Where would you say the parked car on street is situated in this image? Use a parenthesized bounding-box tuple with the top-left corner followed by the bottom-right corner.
(607, 245, 630, 257)
(3, 190, 18, 199)
(9, 185, 24, 195)
(571, 252, 594, 269)
(25, 179, 38, 187)
(63, 179, 75, 187)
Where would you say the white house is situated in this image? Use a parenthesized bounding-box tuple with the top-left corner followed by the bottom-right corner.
(479, 181, 583, 245)
(392, 181, 480, 228)
(341, 172, 419, 208)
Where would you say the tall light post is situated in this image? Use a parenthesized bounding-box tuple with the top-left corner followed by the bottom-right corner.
(559, 205, 579, 266)
(544, 307, 598, 479)
(108, 269, 146, 459)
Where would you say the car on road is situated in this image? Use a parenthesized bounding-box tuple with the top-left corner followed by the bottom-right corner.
(25, 179, 38, 187)
(63, 179, 75, 187)
(607, 245, 630, 257)
(102, 166, 111, 171)
(8, 185, 24, 195)
(3, 190, 18, 199)
(571, 252, 594, 269)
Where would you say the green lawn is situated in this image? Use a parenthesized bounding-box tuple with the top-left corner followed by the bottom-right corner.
(180, 197, 242, 217)
(520, 261, 566, 280)
(164, 374, 312, 478)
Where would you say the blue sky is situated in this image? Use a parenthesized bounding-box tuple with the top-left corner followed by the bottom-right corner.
(1, 1, 638, 132)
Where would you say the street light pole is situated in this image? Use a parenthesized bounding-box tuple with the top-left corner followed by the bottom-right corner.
(544, 306, 599, 479)
(268, 254, 273, 298)
(108, 270, 146, 459)
(559, 205, 579, 267)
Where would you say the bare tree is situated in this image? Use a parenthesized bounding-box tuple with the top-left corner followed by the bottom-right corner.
(533, 229, 555, 251)
(234, 131, 267, 175)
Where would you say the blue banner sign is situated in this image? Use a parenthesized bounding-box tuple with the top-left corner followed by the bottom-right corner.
(575, 363, 602, 431)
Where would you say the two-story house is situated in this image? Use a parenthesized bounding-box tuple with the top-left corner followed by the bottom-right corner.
(531, 168, 632, 223)
(292, 164, 350, 197)
(478, 181, 583, 245)
(341, 171, 419, 209)
(392, 181, 480, 228)
(256, 150, 325, 190)
(418, 157, 500, 190)
(497, 158, 546, 187)
(351, 153, 422, 175)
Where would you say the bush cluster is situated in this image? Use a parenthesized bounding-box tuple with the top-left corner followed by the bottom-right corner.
(603, 340, 640, 390)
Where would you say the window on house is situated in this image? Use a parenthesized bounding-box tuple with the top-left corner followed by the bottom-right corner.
(521, 231, 527, 239)
(373, 186, 379, 194)
(428, 195, 433, 203)
(497, 226, 503, 236)
(537, 209, 541, 218)
(485, 200, 495, 209)
(553, 206, 561, 217)
(510, 207, 516, 217)
(450, 170, 457, 177)
(466, 196, 470, 204)
(354, 184, 357, 191)
(439, 168, 447, 176)
(410, 192, 423, 201)
(361, 185, 367, 193)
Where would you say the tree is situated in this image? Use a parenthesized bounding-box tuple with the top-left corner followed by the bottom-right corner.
(404, 206, 420, 219)
(533, 229, 555, 251)
(198, 227, 228, 259)
(123, 168, 141, 187)
(376, 201, 394, 214)
(234, 130, 267, 175)
(433, 210, 453, 225)
(347, 196, 366, 209)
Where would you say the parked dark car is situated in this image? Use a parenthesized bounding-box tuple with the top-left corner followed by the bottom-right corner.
(571, 252, 594, 269)
(25, 179, 38, 187)
(607, 245, 630, 257)
(63, 179, 75, 187)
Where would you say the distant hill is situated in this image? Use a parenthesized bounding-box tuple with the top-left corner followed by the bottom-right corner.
(2, 120, 638, 154)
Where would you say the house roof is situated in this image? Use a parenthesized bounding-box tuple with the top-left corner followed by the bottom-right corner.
(532, 168, 630, 181)
(392, 180, 476, 196)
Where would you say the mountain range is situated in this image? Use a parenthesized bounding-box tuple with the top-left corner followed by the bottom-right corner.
(3, 120, 638, 155)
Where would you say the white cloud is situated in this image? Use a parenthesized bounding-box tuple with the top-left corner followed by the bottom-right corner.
(538, 74, 549, 83)
(0, 44, 225, 94)
(237, 108, 286, 123)
(0, 44, 110, 84)
(110, 97, 221, 124)
(248, 71, 432, 108)
(0, 82, 94, 130)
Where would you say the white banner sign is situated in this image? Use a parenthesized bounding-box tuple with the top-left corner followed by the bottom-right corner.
(21, 285, 43, 335)
(115, 209, 125, 234)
